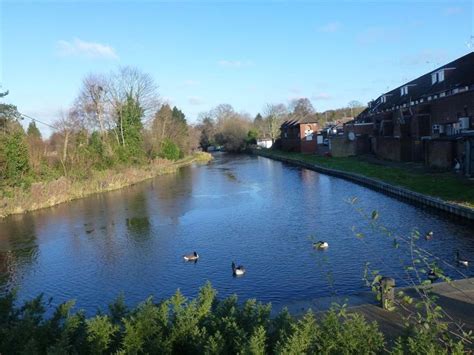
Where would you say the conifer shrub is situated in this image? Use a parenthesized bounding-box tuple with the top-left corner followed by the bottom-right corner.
(0, 282, 385, 354)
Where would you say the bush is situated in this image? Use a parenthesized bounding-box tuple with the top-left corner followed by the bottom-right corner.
(0, 130, 30, 187)
(160, 139, 182, 161)
(1, 282, 469, 354)
(0, 282, 386, 354)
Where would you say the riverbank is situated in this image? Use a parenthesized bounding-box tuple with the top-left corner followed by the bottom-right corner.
(254, 149, 474, 220)
(0, 152, 212, 218)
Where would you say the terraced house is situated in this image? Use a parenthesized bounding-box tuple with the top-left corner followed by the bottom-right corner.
(349, 51, 474, 175)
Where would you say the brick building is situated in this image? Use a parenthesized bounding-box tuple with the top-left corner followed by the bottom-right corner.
(280, 120, 320, 153)
(352, 51, 474, 174)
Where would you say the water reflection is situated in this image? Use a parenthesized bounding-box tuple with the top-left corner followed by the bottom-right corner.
(126, 192, 151, 241)
(0, 153, 473, 314)
(0, 214, 38, 293)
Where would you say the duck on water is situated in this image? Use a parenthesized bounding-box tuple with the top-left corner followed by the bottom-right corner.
(183, 251, 199, 262)
(313, 241, 329, 250)
(232, 261, 246, 276)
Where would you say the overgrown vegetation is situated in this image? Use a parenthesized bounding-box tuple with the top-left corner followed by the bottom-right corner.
(0, 70, 212, 216)
(2, 278, 471, 354)
(0, 68, 202, 191)
(257, 149, 474, 208)
(0, 283, 376, 354)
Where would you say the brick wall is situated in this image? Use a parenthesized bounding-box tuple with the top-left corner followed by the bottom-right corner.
(425, 140, 453, 169)
(330, 136, 356, 157)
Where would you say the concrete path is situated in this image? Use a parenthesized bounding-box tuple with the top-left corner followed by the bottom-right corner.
(279, 278, 474, 346)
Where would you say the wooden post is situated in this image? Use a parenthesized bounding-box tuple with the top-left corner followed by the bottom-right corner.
(380, 277, 395, 310)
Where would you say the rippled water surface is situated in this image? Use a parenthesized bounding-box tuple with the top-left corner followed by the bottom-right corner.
(1, 153, 474, 313)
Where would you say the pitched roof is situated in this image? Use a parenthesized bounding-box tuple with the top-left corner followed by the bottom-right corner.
(358, 51, 474, 119)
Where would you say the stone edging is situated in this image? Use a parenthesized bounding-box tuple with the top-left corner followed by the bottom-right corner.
(253, 150, 474, 221)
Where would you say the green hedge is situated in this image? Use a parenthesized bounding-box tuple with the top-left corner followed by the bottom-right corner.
(0, 282, 467, 354)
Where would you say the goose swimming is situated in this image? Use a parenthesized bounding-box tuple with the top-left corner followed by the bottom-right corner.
(232, 261, 246, 276)
(313, 241, 329, 250)
(183, 251, 199, 261)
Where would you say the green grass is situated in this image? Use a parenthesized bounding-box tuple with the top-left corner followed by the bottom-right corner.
(259, 149, 474, 209)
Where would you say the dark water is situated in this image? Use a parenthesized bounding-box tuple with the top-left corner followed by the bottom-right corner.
(1, 153, 473, 314)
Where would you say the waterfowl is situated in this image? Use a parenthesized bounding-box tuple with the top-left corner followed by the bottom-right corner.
(313, 241, 329, 250)
(232, 261, 246, 276)
(183, 251, 199, 261)
(456, 251, 469, 267)
(425, 231, 433, 240)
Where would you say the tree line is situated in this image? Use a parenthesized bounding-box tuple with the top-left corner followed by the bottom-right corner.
(0, 69, 365, 189)
(195, 98, 365, 152)
(0, 67, 201, 189)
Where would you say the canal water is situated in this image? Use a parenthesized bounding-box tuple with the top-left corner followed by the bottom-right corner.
(1, 153, 473, 314)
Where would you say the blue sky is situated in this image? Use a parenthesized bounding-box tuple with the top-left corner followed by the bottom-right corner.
(1, 0, 473, 135)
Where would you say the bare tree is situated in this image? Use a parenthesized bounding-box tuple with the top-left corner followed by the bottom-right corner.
(75, 73, 109, 136)
(54, 108, 82, 175)
(106, 66, 160, 146)
(289, 98, 316, 122)
(263, 103, 288, 143)
(347, 100, 364, 117)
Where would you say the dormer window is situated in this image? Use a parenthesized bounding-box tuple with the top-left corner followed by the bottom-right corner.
(431, 69, 448, 84)
(400, 86, 409, 96)
(381, 95, 387, 103)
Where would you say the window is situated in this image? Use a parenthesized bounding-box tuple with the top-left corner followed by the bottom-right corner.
(431, 69, 446, 84)
(400, 86, 408, 96)
(438, 70, 444, 82)
(440, 92, 446, 97)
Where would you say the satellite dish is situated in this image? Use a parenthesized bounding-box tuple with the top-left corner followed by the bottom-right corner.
(348, 132, 356, 141)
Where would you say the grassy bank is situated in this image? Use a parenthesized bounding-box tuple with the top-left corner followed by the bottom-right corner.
(0, 152, 212, 218)
(256, 149, 474, 209)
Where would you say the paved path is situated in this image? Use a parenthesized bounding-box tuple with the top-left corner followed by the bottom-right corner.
(279, 278, 474, 346)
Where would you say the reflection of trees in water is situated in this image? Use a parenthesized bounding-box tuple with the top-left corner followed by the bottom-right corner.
(125, 192, 151, 242)
(0, 213, 38, 293)
(151, 167, 194, 224)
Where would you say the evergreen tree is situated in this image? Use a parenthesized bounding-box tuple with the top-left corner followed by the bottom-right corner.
(27, 121, 42, 139)
(0, 129, 30, 186)
(116, 94, 145, 163)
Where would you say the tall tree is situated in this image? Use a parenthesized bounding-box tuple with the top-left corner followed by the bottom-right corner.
(197, 116, 215, 150)
(263, 103, 288, 142)
(27, 121, 42, 139)
(116, 94, 144, 162)
(289, 98, 315, 122)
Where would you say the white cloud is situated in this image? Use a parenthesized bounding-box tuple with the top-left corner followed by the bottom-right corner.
(56, 38, 118, 59)
(188, 96, 205, 105)
(218, 59, 254, 68)
(312, 93, 332, 100)
(319, 22, 342, 33)
(443, 6, 463, 15)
